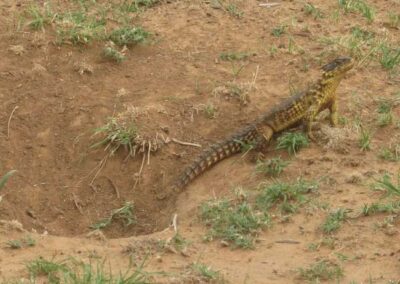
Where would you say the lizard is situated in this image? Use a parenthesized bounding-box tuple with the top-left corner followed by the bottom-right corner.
(166, 56, 354, 195)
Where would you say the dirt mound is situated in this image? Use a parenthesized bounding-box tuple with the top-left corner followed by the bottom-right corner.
(1, 0, 400, 282)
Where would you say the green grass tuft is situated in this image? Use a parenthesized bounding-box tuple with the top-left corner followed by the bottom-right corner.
(120, 0, 159, 13)
(91, 117, 138, 156)
(27, 4, 53, 30)
(226, 3, 243, 18)
(190, 263, 222, 282)
(379, 44, 400, 70)
(103, 46, 126, 63)
(362, 201, 400, 216)
(200, 198, 270, 249)
(271, 25, 286, 37)
(25, 257, 155, 283)
(304, 3, 324, 19)
(6, 240, 22, 249)
(0, 170, 17, 191)
(338, 0, 375, 23)
(256, 179, 318, 214)
(91, 202, 136, 230)
(299, 260, 344, 282)
(255, 157, 289, 177)
(321, 208, 348, 234)
(358, 126, 371, 151)
(276, 132, 309, 155)
(219, 51, 250, 61)
(372, 173, 400, 197)
(387, 12, 400, 29)
(378, 145, 400, 161)
(56, 10, 107, 45)
(109, 26, 149, 46)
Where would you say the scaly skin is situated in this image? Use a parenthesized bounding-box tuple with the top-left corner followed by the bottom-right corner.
(169, 56, 354, 194)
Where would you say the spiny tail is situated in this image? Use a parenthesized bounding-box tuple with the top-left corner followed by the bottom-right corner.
(172, 126, 259, 192)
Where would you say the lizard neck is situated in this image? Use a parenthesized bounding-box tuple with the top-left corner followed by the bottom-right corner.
(320, 73, 345, 93)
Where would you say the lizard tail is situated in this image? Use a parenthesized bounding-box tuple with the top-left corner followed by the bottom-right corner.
(173, 139, 244, 192)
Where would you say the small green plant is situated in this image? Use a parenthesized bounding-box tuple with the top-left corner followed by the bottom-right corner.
(321, 208, 348, 233)
(26, 257, 154, 283)
(56, 11, 107, 45)
(0, 170, 16, 191)
(91, 117, 138, 156)
(6, 240, 22, 249)
(276, 132, 309, 155)
(387, 12, 400, 28)
(91, 202, 136, 230)
(372, 173, 400, 196)
(335, 252, 349, 262)
(190, 263, 222, 282)
(338, 115, 349, 125)
(271, 25, 286, 37)
(358, 126, 371, 151)
(200, 198, 270, 249)
(320, 237, 337, 250)
(219, 51, 250, 61)
(307, 242, 319, 251)
(304, 3, 323, 19)
(379, 44, 400, 70)
(299, 259, 344, 282)
(109, 26, 149, 46)
(255, 157, 289, 177)
(318, 30, 376, 61)
(351, 26, 375, 41)
(362, 201, 400, 216)
(230, 61, 246, 78)
(204, 102, 217, 119)
(25, 236, 36, 247)
(226, 83, 251, 105)
(256, 179, 318, 214)
(338, 0, 375, 23)
(268, 44, 278, 57)
(27, 258, 68, 283)
(120, 0, 159, 12)
(169, 233, 190, 252)
(27, 4, 53, 30)
(6, 236, 36, 249)
(226, 3, 243, 18)
(376, 99, 394, 126)
(378, 145, 400, 161)
(288, 36, 295, 54)
(378, 112, 393, 127)
(103, 46, 126, 63)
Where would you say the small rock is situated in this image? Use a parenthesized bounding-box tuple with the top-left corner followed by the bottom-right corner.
(8, 45, 25, 55)
(32, 63, 47, 73)
(161, 126, 169, 133)
(384, 228, 398, 236)
(74, 61, 94, 75)
(346, 175, 362, 184)
(26, 209, 37, 219)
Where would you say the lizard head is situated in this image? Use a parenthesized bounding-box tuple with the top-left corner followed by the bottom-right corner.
(321, 56, 354, 78)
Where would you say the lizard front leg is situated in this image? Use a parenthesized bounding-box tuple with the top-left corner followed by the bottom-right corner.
(304, 105, 320, 142)
(329, 98, 339, 127)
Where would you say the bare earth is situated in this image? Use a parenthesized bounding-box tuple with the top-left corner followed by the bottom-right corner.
(0, 0, 400, 283)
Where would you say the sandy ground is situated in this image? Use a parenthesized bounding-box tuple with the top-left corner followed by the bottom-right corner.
(0, 0, 400, 282)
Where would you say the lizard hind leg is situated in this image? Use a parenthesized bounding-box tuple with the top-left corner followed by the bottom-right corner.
(249, 125, 274, 162)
